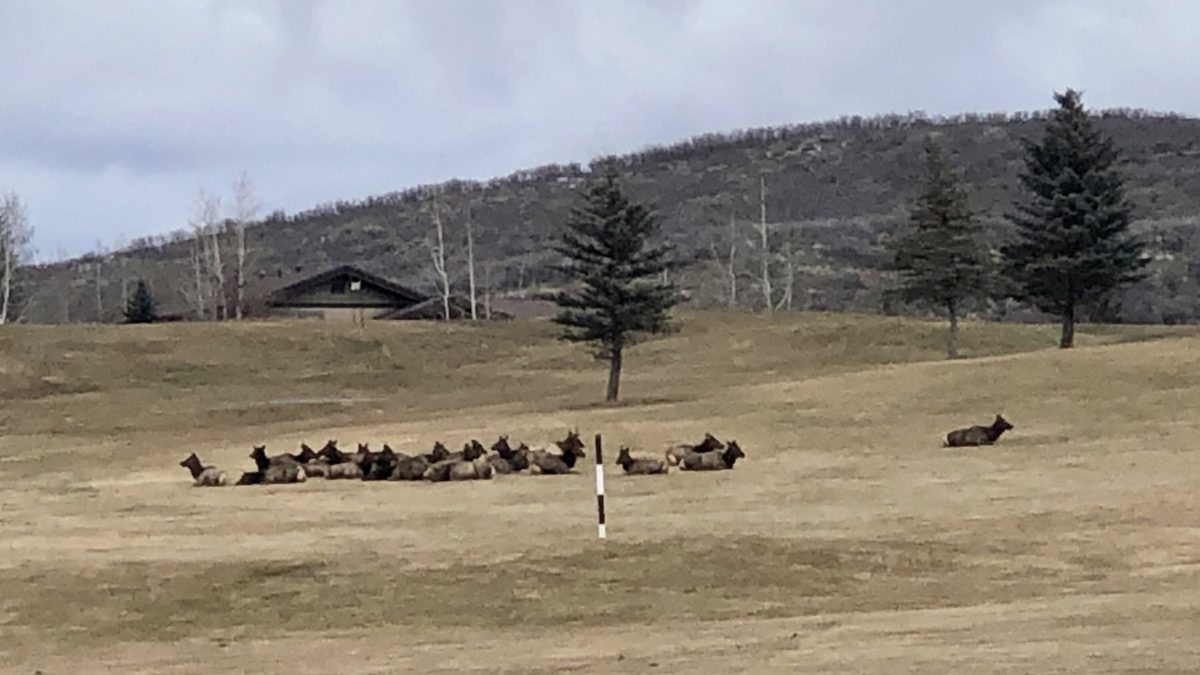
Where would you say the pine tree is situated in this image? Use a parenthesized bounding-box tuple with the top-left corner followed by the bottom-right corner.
(889, 139, 989, 358)
(554, 170, 679, 402)
(1003, 89, 1147, 348)
(124, 279, 157, 324)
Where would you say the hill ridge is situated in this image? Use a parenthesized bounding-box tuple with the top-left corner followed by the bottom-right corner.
(17, 109, 1200, 324)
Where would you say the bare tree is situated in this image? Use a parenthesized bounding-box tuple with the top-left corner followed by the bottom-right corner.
(0, 193, 33, 325)
(483, 261, 493, 320)
(190, 200, 210, 319)
(189, 234, 208, 319)
(54, 246, 71, 324)
(208, 212, 226, 320)
(465, 206, 478, 320)
(229, 171, 260, 321)
(757, 176, 773, 313)
(189, 190, 223, 320)
(92, 240, 106, 322)
(775, 239, 796, 312)
(709, 212, 739, 308)
(428, 200, 451, 321)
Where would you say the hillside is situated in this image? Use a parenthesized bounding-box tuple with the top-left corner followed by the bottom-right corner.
(16, 109, 1200, 324)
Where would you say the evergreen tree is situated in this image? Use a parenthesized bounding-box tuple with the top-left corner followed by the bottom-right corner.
(554, 170, 679, 402)
(1003, 89, 1147, 348)
(124, 279, 157, 324)
(889, 139, 989, 358)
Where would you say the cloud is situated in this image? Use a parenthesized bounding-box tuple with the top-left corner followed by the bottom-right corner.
(0, 0, 1196, 258)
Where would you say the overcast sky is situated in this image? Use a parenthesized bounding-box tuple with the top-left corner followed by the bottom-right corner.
(1, 0, 1197, 259)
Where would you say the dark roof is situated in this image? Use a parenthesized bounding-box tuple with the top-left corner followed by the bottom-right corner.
(265, 265, 426, 307)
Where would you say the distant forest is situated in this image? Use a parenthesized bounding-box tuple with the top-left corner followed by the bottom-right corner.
(16, 108, 1200, 324)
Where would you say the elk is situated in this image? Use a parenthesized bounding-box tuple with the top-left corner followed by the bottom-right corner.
(616, 447, 668, 475)
(945, 415, 1014, 447)
(679, 441, 745, 471)
(179, 453, 228, 486)
(665, 433, 725, 466)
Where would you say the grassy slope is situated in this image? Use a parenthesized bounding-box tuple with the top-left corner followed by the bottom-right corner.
(0, 312, 1187, 438)
(1, 313, 1199, 673)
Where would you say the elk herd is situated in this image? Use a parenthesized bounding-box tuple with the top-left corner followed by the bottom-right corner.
(179, 430, 748, 487)
(180, 414, 1014, 488)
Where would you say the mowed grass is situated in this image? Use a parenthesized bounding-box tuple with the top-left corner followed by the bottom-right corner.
(2, 312, 1200, 673)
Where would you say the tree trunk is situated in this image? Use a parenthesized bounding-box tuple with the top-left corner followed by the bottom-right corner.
(209, 226, 225, 320)
(430, 201, 451, 321)
(483, 263, 492, 320)
(230, 171, 258, 322)
(191, 236, 207, 319)
(605, 346, 623, 402)
(946, 298, 959, 359)
(1060, 301, 1075, 349)
(759, 176, 772, 313)
(0, 241, 10, 325)
(94, 260, 104, 322)
(728, 213, 738, 308)
(235, 222, 245, 321)
(466, 211, 477, 320)
(775, 240, 794, 311)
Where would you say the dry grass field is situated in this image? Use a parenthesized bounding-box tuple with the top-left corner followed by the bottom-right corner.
(2, 312, 1200, 674)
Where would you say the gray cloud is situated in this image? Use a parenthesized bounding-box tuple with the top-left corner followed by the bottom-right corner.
(1, 0, 1197, 257)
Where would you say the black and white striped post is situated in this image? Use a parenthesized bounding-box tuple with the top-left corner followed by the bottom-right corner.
(594, 433, 607, 540)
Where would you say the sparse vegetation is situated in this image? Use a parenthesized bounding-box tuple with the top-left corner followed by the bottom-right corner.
(0, 192, 33, 324)
(17, 108, 1200, 326)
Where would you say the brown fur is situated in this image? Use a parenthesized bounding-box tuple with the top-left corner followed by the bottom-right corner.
(945, 414, 1014, 447)
(298, 443, 329, 478)
(179, 453, 228, 487)
(422, 460, 457, 482)
(389, 455, 429, 481)
(491, 437, 530, 472)
(616, 447, 668, 475)
(664, 433, 725, 466)
(529, 448, 584, 475)
(679, 441, 745, 471)
(426, 443, 489, 482)
(248, 446, 307, 484)
(449, 456, 495, 481)
(527, 430, 587, 475)
(325, 462, 363, 480)
(294, 445, 318, 464)
(357, 444, 399, 481)
(301, 463, 329, 478)
(424, 442, 451, 463)
(235, 471, 264, 486)
(315, 440, 347, 464)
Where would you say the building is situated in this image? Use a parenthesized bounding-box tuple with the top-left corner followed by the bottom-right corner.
(262, 265, 505, 321)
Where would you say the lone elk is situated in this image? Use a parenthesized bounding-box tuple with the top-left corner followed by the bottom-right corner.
(944, 414, 1014, 447)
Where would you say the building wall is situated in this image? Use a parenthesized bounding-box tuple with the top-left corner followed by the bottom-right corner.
(267, 307, 385, 322)
(283, 281, 402, 307)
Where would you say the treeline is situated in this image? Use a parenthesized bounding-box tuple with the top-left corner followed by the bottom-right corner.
(10, 102, 1200, 325)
